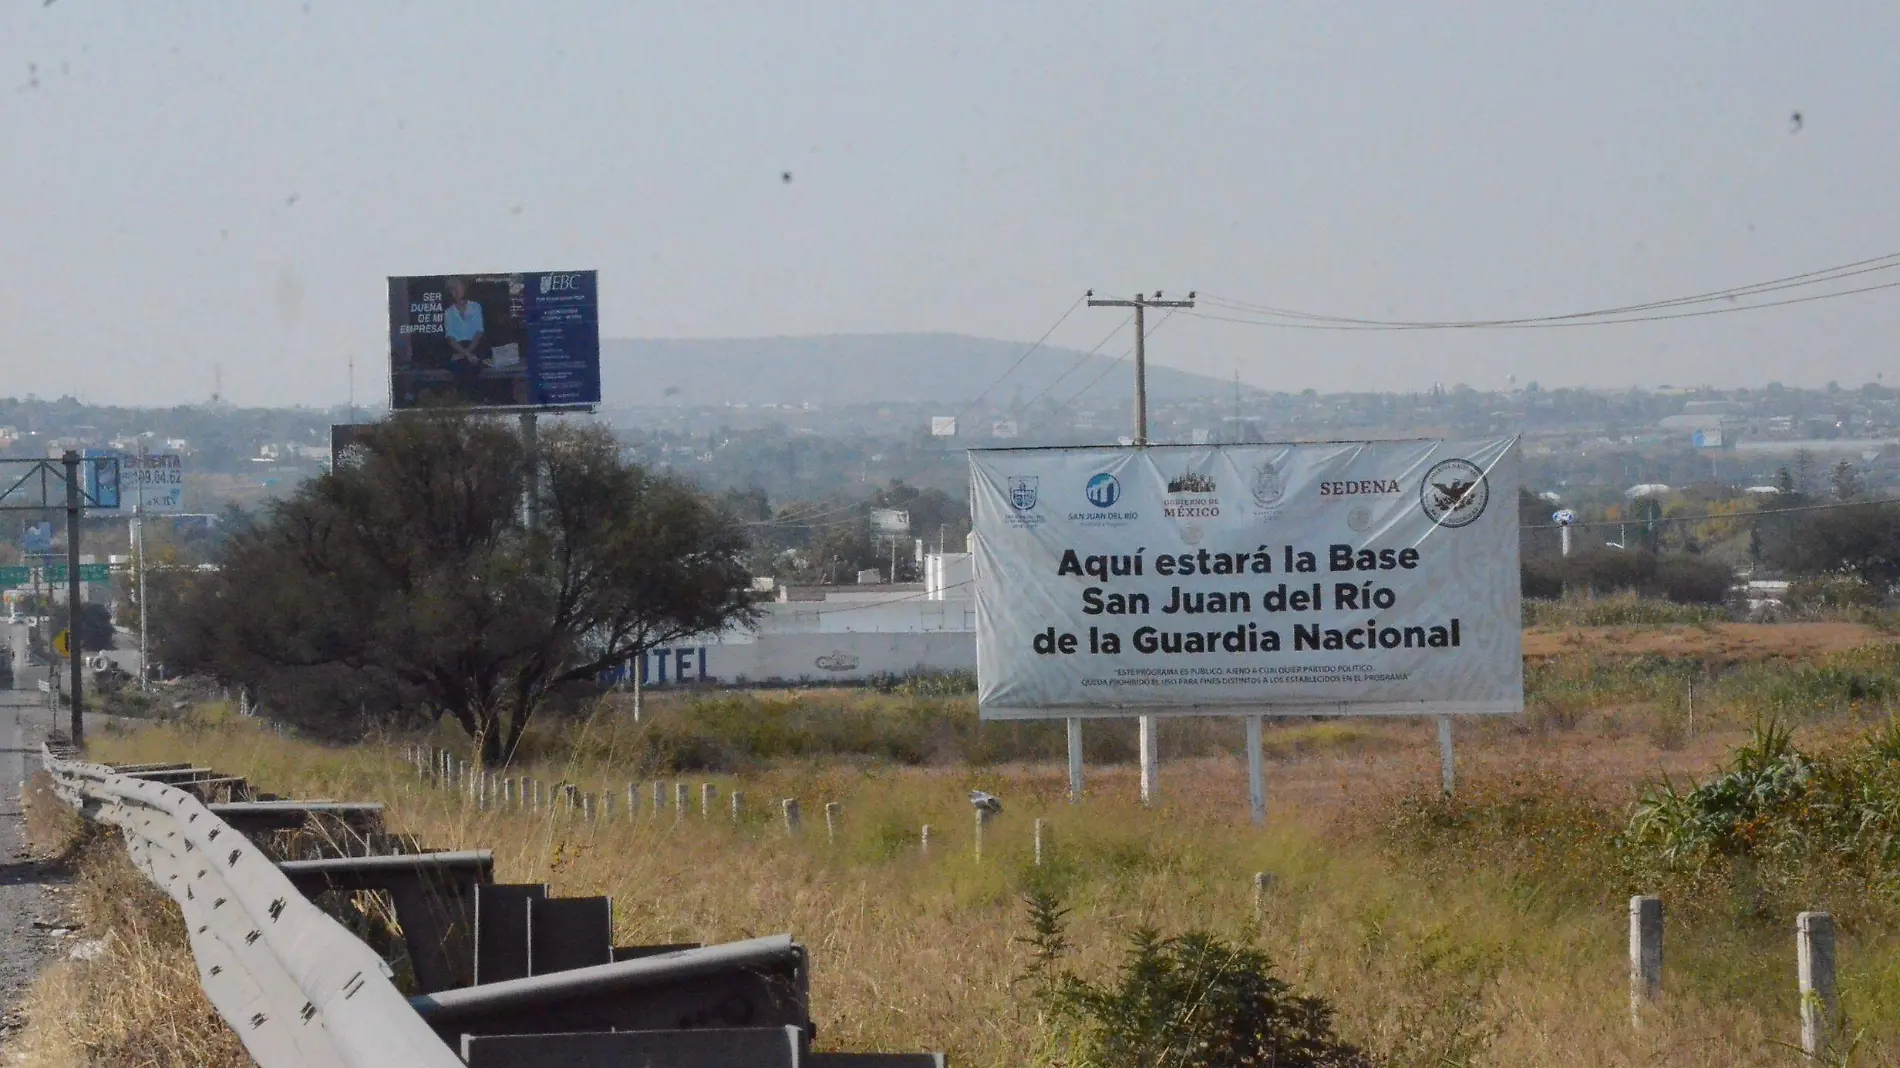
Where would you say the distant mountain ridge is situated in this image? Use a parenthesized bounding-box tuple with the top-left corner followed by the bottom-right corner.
(598, 334, 1248, 409)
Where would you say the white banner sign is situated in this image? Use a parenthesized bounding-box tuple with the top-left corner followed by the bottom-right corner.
(970, 439, 1522, 719)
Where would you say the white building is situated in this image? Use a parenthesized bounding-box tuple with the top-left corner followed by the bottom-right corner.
(610, 550, 979, 688)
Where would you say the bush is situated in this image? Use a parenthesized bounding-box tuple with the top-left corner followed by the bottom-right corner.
(1020, 890, 1370, 1068)
(1521, 549, 1735, 607)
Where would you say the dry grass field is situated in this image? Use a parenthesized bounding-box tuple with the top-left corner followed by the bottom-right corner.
(16, 621, 1900, 1066)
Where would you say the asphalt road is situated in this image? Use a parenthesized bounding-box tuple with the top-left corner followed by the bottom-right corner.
(0, 630, 67, 1043)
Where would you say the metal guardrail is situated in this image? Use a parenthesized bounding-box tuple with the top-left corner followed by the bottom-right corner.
(40, 744, 463, 1068)
(39, 743, 947, 1067)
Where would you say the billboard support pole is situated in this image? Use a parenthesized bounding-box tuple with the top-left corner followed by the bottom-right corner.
(61, 451, 83, 749)
(1088, 291, 1195, 807)
(519, 412, 540, 532)
(1065, 718, 1084, 802)
(136, 442, 149, 691)
(1246, 715, 1266, 825)
(1437, 715, 1456, 795)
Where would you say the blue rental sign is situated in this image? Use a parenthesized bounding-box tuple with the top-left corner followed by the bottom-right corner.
(387, 270, 601, 410)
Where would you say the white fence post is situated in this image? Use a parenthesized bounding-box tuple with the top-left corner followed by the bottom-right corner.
(1032, 818, 1045, 866)
(1629, 895, 1662, 1026)
(1798, 911, 1837, 1058)
(824, 802, 841, 845)
(920, 824, 931, 854)
(701, 782, 716, 818)
(674, 783, 689, 820)
(730, 790, 744, 823)
(652, 781, 667, 817)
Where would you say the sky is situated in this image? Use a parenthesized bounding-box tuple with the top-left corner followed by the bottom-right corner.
(2, 1, 1897, 407)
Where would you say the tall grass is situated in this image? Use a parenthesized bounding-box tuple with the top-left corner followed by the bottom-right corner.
(78, 711, 1900, 1067)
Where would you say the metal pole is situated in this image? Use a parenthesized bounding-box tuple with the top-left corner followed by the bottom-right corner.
(1246, 715, 1265, 824)
(1138, 715, 1158, 805)
(519, 411, 539, 532)
(62, 451, 83, 748)
(1066, 717, 1084, 802)
(1133, 299, 1147, 446)
(136, 442, 148, 691)
(1437, 715, 1455, 795)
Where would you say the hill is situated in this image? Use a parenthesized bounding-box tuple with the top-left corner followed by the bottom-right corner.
(598, 333, 1248, 409)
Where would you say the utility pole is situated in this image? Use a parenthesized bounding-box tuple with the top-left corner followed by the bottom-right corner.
(135, 441, 149, 691)
(61, 451, 83, 748)
(519, 412, 540, 532)
(1084, 291, 1195, 806)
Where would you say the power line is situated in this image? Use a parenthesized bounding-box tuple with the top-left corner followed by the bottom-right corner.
(1195, 250, 1900, 331)
(1526, 494, 1900, 532)
(1059, 309, 1179, 410)
(1011, 314, 1133, 413)
(950, 295, 1085, 425)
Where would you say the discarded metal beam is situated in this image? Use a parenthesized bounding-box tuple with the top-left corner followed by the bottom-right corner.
(459, 1025, 801, 1068)
(411, 935, 810, 1043)
(208, 801, 385, 837)
(280, 851, 493, 994)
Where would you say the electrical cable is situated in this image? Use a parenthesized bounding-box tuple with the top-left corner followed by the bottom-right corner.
(1057, 309, 1179, 410)
(1197, 250, 1900, 330)
(1526, 494, 1900, 531)
(1010, 314, 1134, 414)
(950, 295, 1086, 424)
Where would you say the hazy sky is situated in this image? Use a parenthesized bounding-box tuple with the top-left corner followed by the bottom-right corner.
(3, 2, 1896, 407)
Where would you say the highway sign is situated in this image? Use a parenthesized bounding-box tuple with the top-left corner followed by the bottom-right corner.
(41, 564, 110, 583)
(0, 566, 27, 587)
(52, 629, 70, 658)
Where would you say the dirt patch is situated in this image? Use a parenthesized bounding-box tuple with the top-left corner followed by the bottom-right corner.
(1522, 622, 1896, 664)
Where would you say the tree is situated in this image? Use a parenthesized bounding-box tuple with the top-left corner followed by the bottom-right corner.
(1830, 459, 1862, 502)
(161, 414, 755, 763)
(1767, 503, 1900, 592)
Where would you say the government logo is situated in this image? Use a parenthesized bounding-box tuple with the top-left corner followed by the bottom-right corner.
(1085, 472, 1121, 508)
(1008, 476, 1039, 511)
(1421, 458, 1490, 528)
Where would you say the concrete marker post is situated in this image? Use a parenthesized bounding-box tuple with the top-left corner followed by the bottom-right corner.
(1798, 910, 1838, 1058)
(730, 790, 744, 823)
(701, 782, 716, 818)
(627, 782, 640, 818)
(824, 801, 841, 845)
(920, 824, 931, 854)
(674, 782, 689, 821)
(1253, 872, 1275, 918)
(974, 807, 994, 861)
(652, 781, 667, 818)
(582, 793, 596, 822)
(1629, 895, 1662, 1027)
(782, 798, 800, 834)
(1033, 818, 1045, 866)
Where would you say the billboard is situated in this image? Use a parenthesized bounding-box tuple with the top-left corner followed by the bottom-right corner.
(1692, 428, 1723, 449)
(79, 450, 121, 510)
(931, 417, 958, 437)
(870, 508, 911, 536)
(330, 424, 376, 471)
(970, 439, 1522, 719)
(388, 270, 600, 410)
(22, 521, 54, 554)
(124, 452, 185, 512)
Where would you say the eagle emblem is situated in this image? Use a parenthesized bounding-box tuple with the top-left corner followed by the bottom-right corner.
(1420, 458, 1489, 528)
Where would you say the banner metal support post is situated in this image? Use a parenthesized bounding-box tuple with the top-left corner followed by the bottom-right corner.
(1066, 718, 1084, 802)
(1246, 715, 1266, 824)
(1438, 715, 1456, 795)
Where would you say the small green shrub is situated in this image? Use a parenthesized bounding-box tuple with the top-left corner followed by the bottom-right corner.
(1020, 891, 1370, 1068)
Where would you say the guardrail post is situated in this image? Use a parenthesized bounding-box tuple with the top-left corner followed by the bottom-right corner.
(627, 782, 640, 817)
(601, 791, 614, 821)
(674, 783, 689, 821)
(920, 824, 931, 854)
(1033, 818, 1046, 866)
(730, 790, 743, 823)
(701, 782, 716, 818)
(1798, 911, 1837, 1058)
(1630, 895, 1662, 1026)
(782, 798, 800, 833)
(824, 802, 841, 845)
(653, 781, 667, 817)
(583, 793, 596, 822)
